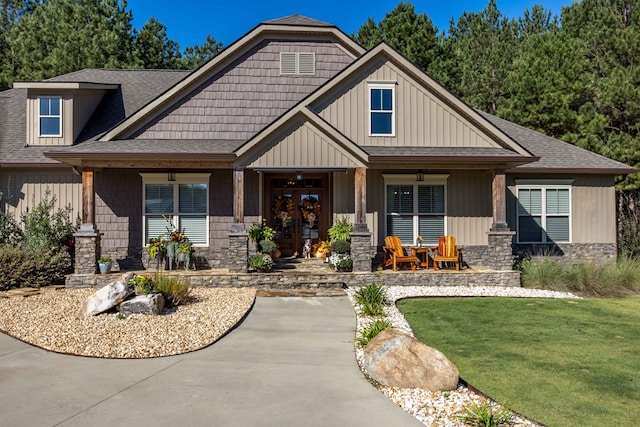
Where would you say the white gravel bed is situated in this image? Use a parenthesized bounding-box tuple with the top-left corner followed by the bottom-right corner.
(0, 287, 256, 358)
(346, 285, 581, 426)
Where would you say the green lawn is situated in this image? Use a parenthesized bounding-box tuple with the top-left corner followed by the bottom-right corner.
(397, 296, 640, 427)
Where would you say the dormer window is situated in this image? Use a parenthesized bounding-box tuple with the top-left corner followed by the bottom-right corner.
(369, 83, 395, 136)
(39, 96, 62, 137)
(280, 52, 315, 75)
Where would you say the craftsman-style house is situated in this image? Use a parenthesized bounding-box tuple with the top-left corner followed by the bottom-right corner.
(0, 15, 633, 275)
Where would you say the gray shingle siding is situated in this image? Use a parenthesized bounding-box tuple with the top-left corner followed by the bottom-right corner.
(133, 40, 353, 141)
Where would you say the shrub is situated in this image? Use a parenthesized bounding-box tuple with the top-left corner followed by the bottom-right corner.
(152, 274, 190, 307)
(128, 274, 154, 295)
(248, 254, 274, 271)
(357, 319, 393, 346)
(258, 239, 277, 254)
(328, 216, 352, 241)
(328, 253, 352, 270)
(0, 246, 71, 290)
(0, 210, 23, 246)
(21, 189, 77, 254)
(454, 400, 513, 427)
(354, 283, 387, 316)
(519, 258, 566, 291)
(330, 239, 350, 254)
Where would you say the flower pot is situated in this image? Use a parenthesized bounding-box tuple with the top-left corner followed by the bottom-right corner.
(98, 262, 112, 274)
(177, 252, 188, 262)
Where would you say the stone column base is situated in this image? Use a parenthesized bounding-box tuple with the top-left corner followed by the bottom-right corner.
(74, 230, 100, 274)
(228, 230, 249, 273)
(487, 231, 516, 271)
(351, 226, 373, 272)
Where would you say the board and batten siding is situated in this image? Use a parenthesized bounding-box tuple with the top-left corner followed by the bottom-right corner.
(133, 40, 354, 142)
(26, 93, 73, 146)
(0, 169, 81, 222)
(507, 174, 617, 244)
(249, 121, 362, 169)
(314, 61, 500, 149)
(334, 170, 494, 248)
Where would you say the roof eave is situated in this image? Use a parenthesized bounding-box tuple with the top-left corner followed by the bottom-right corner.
(507, 167, 637, 175)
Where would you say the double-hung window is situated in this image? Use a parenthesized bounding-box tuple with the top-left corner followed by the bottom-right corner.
(369, 83, 395, 136)
(39, 96, 62, 137)
(142, 173, 210, 245)
(516, 181, 571, 243)
(384, 175, 447, 246)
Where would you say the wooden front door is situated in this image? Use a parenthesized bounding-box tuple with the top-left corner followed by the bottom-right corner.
(265, 173, 329, 257)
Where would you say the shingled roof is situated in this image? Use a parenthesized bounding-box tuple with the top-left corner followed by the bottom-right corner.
(478, 111, 635, 174)
(262, 15, 333, 27)
(0, 69, 189, 165)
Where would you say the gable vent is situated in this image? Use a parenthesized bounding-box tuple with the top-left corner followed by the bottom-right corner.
(280, 52, 315, 75)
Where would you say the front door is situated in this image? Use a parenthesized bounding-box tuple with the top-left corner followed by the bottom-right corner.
(265, 173, 329, 257)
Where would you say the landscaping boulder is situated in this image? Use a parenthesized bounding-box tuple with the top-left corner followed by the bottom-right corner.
(79, 272, 135, 317)
(362, 328, 459, 391)
(118, 293, 165, 315)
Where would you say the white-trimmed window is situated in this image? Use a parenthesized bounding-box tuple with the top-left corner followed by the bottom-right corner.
(141, 173, 210, 245)
(39, 96, 62, 137)
(384, 174, 448, 246)
(369, 83, 395, 136)
(516, 180, 572, 243)
(280, 52, 315, 75)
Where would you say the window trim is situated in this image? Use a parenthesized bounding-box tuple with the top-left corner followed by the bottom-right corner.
(515, 182, 572, 244)
(141, 173, 211, 247)
(38, 96, 62, 137)
(368, 83, 396, 136)
(383, 174, 449, 246)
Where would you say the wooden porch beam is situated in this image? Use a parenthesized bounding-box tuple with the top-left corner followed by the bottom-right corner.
(81, 169, 95, 229)
(491, 169, 510, 231)
(354, 167, 367, 227)
(233, 168, 244, 224)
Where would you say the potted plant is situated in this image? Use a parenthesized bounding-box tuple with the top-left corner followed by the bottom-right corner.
(331, 239, 351, 255)
(97, 256, 112, 274)
(313, 240, 331, 259)
(176, 240, 193, 270)
(248, 221, 276, 250)
(248, 253, 274, 272)
(328, 216, 353, 242)
(328, 253, 353, 272)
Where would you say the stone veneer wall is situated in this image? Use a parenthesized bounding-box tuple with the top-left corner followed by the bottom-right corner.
(513, 243, 617, 264)
(66, 269, 521, 288)
(350, 230, 374, 272)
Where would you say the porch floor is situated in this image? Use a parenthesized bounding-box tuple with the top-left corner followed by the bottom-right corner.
(65, 258, 521, 289)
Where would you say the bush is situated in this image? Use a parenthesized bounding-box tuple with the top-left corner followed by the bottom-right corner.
(248, 221, 275, 243)
(0, 210, 23, 246)
(519, 258, 566, 290)
(354, 283, 387, 316)
(21, 189, 77, 253)
(152, 274, 190, 307)
(330, 239, 350, 254)
(248, 254, 274, 271)
(258, 239, 277, 254)
(0, 246, 71, 290)
(128, 274, 154, 295)
(357, 319, 393, 346)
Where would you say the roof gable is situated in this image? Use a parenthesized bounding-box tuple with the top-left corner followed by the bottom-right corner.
(100, 18, 364, 142)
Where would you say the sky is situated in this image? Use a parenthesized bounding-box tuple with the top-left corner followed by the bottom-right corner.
(126, 0, 577, 50)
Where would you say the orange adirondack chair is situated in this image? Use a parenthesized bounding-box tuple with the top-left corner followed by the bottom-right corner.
(432, 236, 462, 271)
(383, 236, 417, 271)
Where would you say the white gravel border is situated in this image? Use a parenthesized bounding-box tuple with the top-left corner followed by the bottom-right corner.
(345, 285, 581, 426)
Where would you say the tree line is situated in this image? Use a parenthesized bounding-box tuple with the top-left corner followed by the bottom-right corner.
(0, 0, 222, 89)
(1, 0, 638, 190)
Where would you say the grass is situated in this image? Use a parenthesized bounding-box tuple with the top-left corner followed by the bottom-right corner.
(397, 296, 640, 427)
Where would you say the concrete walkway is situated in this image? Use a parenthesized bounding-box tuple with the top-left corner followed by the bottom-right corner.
(0, 296, 421, 426)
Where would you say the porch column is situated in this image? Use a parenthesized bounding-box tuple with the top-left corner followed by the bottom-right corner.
(487, 169, 515, 271)
(491, 169, 509, 231)
(351, 167, 372, 272)
(229, 167, 248, 272)
(354, 167, 367, 229)
(74, 168, 99, 274)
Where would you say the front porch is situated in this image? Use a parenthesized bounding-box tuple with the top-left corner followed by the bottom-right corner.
(65, 258, 521, 289)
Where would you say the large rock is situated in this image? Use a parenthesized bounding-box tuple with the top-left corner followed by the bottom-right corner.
(362, 328, 459, 391)
(118, 293, 165, 315)
(80, 272, 135, 317)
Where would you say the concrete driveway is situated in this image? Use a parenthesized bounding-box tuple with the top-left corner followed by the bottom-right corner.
(0, 296, 421, 426)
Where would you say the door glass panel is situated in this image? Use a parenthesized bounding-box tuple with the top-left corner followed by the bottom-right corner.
(300, 193, 320, 240)
(272, 193, 293, 239)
